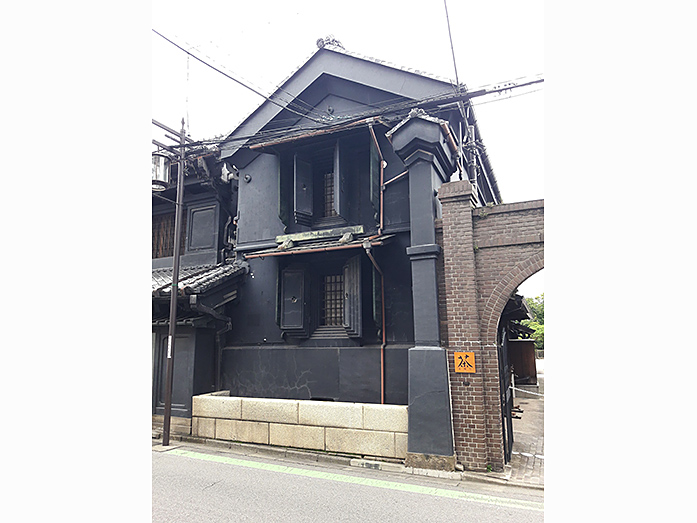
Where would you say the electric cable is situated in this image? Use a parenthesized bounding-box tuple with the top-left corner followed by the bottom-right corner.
(154, 82, 543, 156)
(154, 69, 542, 152)
(153, 29, 542, 147)
(153, 29, 328, 124)
(159, 32, 333, 127)
(196, 37, 321, 115)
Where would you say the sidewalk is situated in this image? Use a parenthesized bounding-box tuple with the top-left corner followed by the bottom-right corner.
(508, 360, 544, 487)
(153, 361, 544, 490)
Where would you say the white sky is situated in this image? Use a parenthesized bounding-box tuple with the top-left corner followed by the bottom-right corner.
(151, 0, 544, 296)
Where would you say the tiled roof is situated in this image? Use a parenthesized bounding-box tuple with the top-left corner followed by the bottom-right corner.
(244, 234, 394, 259)
(321, 44, 457, 86)
(151, 310, 211, 327)
(152, 261, 249, 297)
(222, 44, 458, 144)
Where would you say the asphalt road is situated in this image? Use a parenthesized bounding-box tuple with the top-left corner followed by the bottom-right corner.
(153, 443, 544, 522)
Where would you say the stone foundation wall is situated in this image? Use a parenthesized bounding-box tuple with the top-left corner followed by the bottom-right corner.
(152, 415, 191, 436)
(191, 392, 408, 460)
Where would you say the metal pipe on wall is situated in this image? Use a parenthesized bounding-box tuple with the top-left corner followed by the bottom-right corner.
(364, 245, 386, 405)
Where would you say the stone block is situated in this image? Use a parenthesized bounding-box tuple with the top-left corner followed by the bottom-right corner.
(395, 432, 408, 459)
(214, 418, 231, 440)
(195, 417, 216, 438)
(269, 423, 325, 451)
(325, 428, 396, 458)
(216, 419, 269, 445)
(241, 398, 298, 424)
(298, 401, 362, 429)
(362, 404, 408, 432)
(152, 414, 191, 434)
(193, 394, 242, 419)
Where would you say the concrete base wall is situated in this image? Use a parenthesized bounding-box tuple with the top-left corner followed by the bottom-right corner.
(191, 393, 408, 460)
(152, 415, 191, 436)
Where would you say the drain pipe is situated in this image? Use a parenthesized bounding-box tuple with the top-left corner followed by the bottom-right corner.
(363, 240, 386, 404)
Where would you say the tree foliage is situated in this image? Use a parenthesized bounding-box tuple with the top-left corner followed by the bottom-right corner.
(525, 293, 544, 324)
(521, 293, 544, 351)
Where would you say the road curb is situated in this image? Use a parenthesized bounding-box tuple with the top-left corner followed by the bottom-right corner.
(349, 458, 543, 490)
(154, 433, 543, 491)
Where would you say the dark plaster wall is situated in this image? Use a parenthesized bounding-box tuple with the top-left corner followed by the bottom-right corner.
(226, 256, 284, 346)
(221, 344, 409, 405)
(152, 327, 216, 417)
(371, 232, 415, 344)
(236, 152, 285, 245)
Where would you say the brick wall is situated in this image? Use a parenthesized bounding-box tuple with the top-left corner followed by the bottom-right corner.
(435, 220, 448, 345)
(472, 201, 544, 347)
(438, 180, 543, 472)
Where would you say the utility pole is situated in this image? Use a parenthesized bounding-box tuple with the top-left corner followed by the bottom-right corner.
(162, 118, 187, 446)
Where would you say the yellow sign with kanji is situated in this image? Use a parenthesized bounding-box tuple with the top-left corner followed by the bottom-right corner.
(454, 352, 476, 373)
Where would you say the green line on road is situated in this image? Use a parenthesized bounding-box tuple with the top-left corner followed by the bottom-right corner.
(166, 448, 543, 512)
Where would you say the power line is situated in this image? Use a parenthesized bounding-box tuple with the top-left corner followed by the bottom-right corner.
(153, 63, 543, 156)
(172, 34, 324, 120)
(195, 36, 321, 116)
(443, 0, 461, 90)
(471, 86, 544, 108)
(154, 79, 543, 156)
(152, 29, 327, 124)
(153, 29, 543, 150)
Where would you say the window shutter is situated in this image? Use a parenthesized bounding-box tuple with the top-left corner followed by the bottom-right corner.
(343, 254, 362, 338)
(369, 137, 380, 224)
(333, 140, 348, 220)
(280, 267, 309, 337)
(372, 265, 382, 330)
(278, 156, 290, 227)
(294, 154, 313, 226)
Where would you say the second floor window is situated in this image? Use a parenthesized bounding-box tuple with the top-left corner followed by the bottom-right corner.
(152, 212, 186, 258)
(323, 172, 337, 218)
(293, 140, 346, 227)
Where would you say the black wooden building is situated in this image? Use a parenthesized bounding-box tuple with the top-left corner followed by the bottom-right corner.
(152, 41, 505, 456)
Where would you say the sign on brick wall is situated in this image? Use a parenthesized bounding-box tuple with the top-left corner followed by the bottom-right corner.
(454, 352, 476, 373)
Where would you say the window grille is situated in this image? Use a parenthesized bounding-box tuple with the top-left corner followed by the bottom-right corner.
(323, 172, 337, 218)
(321, 274, 344, 326)
(152, 212, 187, 258)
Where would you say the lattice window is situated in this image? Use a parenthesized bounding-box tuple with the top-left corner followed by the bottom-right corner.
(321, 274, 344, 326)
(323, 172, 337, 218)
(152, 212, 187, 258)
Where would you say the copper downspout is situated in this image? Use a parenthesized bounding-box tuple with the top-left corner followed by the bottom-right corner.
(245, 238, 389, 404)
(364, 244, 386, 405)
(382, 169, 408, 188)
(439, 122, 460, 155)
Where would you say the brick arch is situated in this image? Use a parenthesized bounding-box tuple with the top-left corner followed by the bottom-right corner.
(481, 250, 544, 347)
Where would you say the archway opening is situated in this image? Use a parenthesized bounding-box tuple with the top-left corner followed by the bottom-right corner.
(499, 268, 544, 484)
